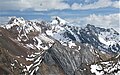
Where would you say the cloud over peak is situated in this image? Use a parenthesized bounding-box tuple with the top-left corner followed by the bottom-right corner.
(65, 13, 120, 32)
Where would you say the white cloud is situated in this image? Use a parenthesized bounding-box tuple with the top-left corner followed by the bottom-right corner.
(0, 0, 70, 11)
(65, 13, 120, 32)
(0, 0, 31, 11)
(112, 1, 120, 8)
(71, 0, 119, 10)
(30, 0, 70, 11)
(0, 0, 119, 11)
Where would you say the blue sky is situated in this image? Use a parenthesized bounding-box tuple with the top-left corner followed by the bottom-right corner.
(0, 0, 120, 31)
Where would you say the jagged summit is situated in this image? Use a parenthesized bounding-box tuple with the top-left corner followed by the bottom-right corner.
(8, 17, 25, 24)
(51, 16, 68, 25)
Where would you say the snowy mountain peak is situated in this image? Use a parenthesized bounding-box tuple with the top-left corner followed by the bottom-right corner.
(51, 16, 68, 25)
(8, 17, 25, 25)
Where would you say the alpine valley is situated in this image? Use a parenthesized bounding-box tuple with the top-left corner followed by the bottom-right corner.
(0, 17, 120, 75)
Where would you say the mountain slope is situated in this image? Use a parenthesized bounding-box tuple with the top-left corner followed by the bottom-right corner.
(0, 17, 119, 75)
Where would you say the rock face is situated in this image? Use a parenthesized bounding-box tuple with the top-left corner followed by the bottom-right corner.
(0, 17, 120, 75)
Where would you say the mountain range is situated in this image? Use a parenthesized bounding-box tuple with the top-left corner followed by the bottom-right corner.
(0, 17, 120, 75)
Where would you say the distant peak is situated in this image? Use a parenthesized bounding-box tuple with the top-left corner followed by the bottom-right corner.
(86, 24, 95, 28)
(51, 16, 68, 25)
(8, 17, 25, 25)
